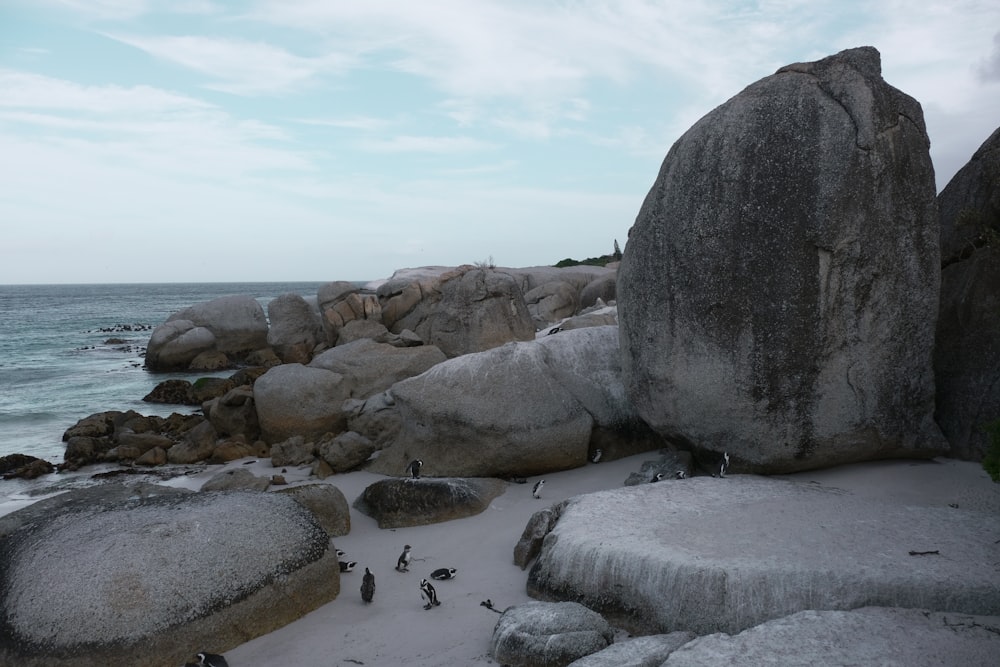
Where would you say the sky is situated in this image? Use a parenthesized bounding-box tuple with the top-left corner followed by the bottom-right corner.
(1, 1, 998, 285)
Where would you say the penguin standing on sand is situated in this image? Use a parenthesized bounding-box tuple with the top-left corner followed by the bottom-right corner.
(197, 652, 229, 667)
(396, 544, 412, 572)
(715, 452, 730, 478)
(590, 448, 603, 463)
(361, 567, 376, 603)
(532, 479, 545, 499)
(406, 459, 423, 479)
(430, 567, 457, 580)
(420, 578, 441, 609)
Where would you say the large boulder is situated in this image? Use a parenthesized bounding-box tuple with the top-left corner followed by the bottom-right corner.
(618, 46, 945, 473)
(935, 126, 1000, 461)
(354, 477, 507, 529)
(523, 280, 579, 328)
(317, 281, 382, 346)
(146, 295, 269, 370)
(267, 293, 323, 364)
(0, 487, 338, 667)
(377, 265, 535, 358)
(490, 601, 614, 667)
(309, 338, 446, 399)
(568, 632, 696, 667)
(254, 363, 352, 443)
(276, 483, 351, 537)
(661, 607, 1000, 667)
(526, 470, 1000, 636)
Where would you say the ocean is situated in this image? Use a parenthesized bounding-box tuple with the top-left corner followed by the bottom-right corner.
(0, 282, 324, 465)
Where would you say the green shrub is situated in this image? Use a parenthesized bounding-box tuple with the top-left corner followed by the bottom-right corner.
(982, 419, 1000, 482)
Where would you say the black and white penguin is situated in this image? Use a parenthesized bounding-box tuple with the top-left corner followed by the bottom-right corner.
(546, 326, 562, 335)
(716, 452, 730, 478)
(406, 458, 423, 479)
(590, 448, 603, 463)
(335, 548, 346, 558)
(675, 470, 687, 479)
(430, 567, 457, 580)
(532, 479, 545, 499)
(396, 544, 412, 572)
(361, 567, 376, 603)
(197, 652, 229, 667)
(339, 560, 358, 573)
(650, 472, 665, 483)
(420, 578, 441, 609)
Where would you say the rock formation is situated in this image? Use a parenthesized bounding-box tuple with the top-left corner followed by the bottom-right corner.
(618, 46, 946, 473)
(354, 476, 507, 529)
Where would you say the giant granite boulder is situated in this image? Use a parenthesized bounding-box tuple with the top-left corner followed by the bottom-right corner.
(317, 281, 382, 346)
(526, 473, 1000, 636)
(366, 326, 655, 478)
(0, 487, 339, 667)
(618, 46, 945, 473)
(935, 126, 1000, 461)
(254, 363, 352, 443)
(490, 601, 614, 667)
(354, 476, 507, 528)
(377, 265, 535, 358)
(266, 292, 323, 364)
(309, 337, 446, 399)
(146, 295, 269, 371)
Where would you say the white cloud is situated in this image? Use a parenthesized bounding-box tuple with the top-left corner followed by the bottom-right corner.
(358, 135, 496, 154)
(977, 32, 1000, 82)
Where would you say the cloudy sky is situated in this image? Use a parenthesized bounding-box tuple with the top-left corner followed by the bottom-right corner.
(2, 1, 998, 284)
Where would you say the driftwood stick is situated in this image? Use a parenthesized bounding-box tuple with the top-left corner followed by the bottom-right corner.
(908, 549, 940, 556)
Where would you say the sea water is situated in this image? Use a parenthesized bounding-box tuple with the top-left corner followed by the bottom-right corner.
(0, 282, 324, 466)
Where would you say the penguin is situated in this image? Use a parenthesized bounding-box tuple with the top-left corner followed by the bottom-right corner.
(406, 459, 423, 479)
(532, 479, 545, 499)
(430, 567, 457, 580)
(590, 448, 603, 463)
(396, 544, 412, 572)
(420, 578, 440, 609)
(675, 470, 687, 479)
(361, 567, 376, 603)
(335, 548, 346, 558)
(546, 326, 562, 335)
(716, 452, 730, 478)
(197, 652, 229, 667)
(339, 560, 358, 573)
(650, 472, 665, 483)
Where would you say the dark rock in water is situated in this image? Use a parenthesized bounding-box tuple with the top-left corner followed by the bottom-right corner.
(490, 600, 614, 667)
(935, 125, 1000, 461)
(143, 378, 196, 405)
(618, 46, 945, 473)
(354, 477, 507, 529)
(0, 454, 54, 480)
(0, 487, 338, 667)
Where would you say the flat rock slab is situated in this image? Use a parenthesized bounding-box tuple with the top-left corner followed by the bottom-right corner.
(354, 476, 507, 529)
(662, 607, 1000, 666)
(490, 600, 614, 667)
(527, 474, 1000, 635)
(0, 489, 339, 667)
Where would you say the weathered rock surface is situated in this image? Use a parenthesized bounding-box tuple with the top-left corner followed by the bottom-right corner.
(205, 386, 260, 441)
(377, 265, 535, 358)
(490, 600, 614, 667)
(618, 46, 945, 473)
(200, 467, 270, 491)
(935, 125, 1000, 461)
(0, 488, 338, 667)
(523, 280, 579, 328)
(254, 363, 351, 443)
(526, 474, 1000, 636)
(0, 454, 54, 480)
(514, 501, 567, 570)
(276, 483, 351, 537)
(317, 281, 381, 345)
(144, 320, 217, 371)
(367, 326, 657, 477)
(354, 477, 507, 529)
(317, 431, 378, 473)
(567, 632, 696, 667)
(267, 293, 323, 364)
(661, 607, 1000, 667)
(309, 337, 446, 399)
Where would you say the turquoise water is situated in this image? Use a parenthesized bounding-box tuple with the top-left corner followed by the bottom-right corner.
(0, 282, 323, 463)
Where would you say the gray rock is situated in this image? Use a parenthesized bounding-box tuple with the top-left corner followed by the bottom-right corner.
(205, 386, 260, 441)
(661, 607, 1000, 667)
(0, 489, 338, 667)
(167, 294, 269, 357)
(270, 435, 317, 467)
(354, 477, 507, 529)
(317, 431, 378, 473)
(378, 265, 535, 358)
(568, 632, 695, 667)
(144, 320, 216, 371)
(267, 293, 323, 364)
(318, 282, 381, 346)
(201, 467, 270, 492)
(343, 392, 402, 450)
(166, 419, 218, 464)
(579, 274, 616, 310)
(524, 280, 579, 328)
(526, 474, 1000, 636)
(276, 483, 351, 537)
(309, 337, 446, 400)
(514, 501, 567, 570)
(935, 126, 1000, 461)
(618, 47, 945, 473)
(490, 600, 614, 667)
(254, 363, 351, 443)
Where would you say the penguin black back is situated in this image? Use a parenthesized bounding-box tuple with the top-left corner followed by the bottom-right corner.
(361, 567, 376, 603)
(197, 652, 229, 667)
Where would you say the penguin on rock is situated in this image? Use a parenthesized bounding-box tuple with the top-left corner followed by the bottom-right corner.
(406, 459, 423, 479)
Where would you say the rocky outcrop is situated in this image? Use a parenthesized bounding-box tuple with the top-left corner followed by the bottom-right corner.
(526, 475, 1000, 636)
(254, 363, 351, 443)
(618, 46, 945, 473)
(146, 295, 269, 371)
(661, 607, 1000, 667)
(354, 477, 507, 529)
(0, 487, 338, 667)
(317, 431, 378, 473)
(317, 281, 382, 346)
(568, 632, 696, 667)
(935, 126, 1000, 461)
(377, 265, 535, 358)
(514, 502, 567, 570)
(309, 338, 446, 399)
(267, 293, 323, 364)
(276, 483, 351, 537)
(200, 467, 270, 491)
(0, 453, 54, 480)
(490, 601, 614, 667)
(205, 386, 260, 441)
